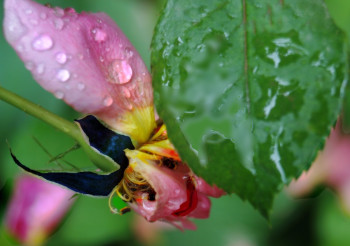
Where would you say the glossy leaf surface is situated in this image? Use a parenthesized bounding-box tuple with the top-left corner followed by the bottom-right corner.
(152, 0, 346, 216)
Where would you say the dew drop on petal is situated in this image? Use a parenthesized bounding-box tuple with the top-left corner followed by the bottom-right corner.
(56, 69, 70, 82)
(77, 83, 85, 91)
(54, 18, 64, 30)
(54, 7, 64, 17)
(126, 102, 133, 110)
(32, 34, 53, 51)
(54, 91, 64, 99)
(125, 48, 134, 59)
(30, 19, 38, 25)
(40, 13, 47, 20)
(36, 64, 45, 74)
(92, 28, 107, 43)
(99, 56, 104, 62)
(108, 60, 133, 84)
(6, 11, 27, 41)
(103, 96, 113, 107)
(25, 62, 34, 71)
(16, 45, 24, 52)
(122, 87, 131, 98)
(25, 9, 32, 15)
(56, 52, 67, 64)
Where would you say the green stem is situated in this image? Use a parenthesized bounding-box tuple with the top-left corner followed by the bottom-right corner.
(0, 86, 117, 172)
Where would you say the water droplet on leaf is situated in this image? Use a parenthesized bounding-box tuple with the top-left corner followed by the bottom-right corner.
(32, 34, 53, 51)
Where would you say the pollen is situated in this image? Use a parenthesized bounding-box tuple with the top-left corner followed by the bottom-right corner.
(112, 123, 181, 205)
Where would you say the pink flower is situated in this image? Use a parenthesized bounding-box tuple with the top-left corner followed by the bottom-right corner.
(5, 175, 74, 245)
(288, 120, 350, 213)
(3, 0, 225, 230)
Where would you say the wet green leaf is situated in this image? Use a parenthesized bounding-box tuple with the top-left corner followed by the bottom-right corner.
(324, 0, 350, 133)
(152, 0, 346, 216)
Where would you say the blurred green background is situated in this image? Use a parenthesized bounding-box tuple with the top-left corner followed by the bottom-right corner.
(1, 0, 350, 245)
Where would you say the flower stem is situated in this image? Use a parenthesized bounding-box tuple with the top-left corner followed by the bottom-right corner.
(0, 86, 117, 172)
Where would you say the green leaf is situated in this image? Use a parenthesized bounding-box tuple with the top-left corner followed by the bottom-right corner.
(324, 0, 350, 133)
(151, 0, 346, 217)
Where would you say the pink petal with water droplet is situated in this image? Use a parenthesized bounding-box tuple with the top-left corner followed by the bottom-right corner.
(4, 0, 153, 138)
(5, 175, 74, 245)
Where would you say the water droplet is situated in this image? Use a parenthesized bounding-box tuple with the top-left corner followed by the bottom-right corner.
(36, 63, 45, 74)
(54, 18, 64, 30)
(25, 9, 33, 15)
(77, 83, 85, 91)
(56, 69, 70, 82)
(54, 7, 64, 17)
(32, 34, 53, 51)
(105, 47, 111, 52)
(99, 56, 104, 62)
(108, 60, 133, 84)
(125, 48, 134, 59)
(55, 52, 67, 64)
(25, 62, 34, 71)
(16, 45, 24, 52)
(126, 102, 133, 110)
(103, 96, 113, 107)
(30, 19, 38, 25)
(7, 11, 27, 40)
(40, 13, 47, 20)
(54, 91, 64, 99)
(122, 87, 131, 98)
(78, 53, 84, 60)
(92, 28, 107, 42)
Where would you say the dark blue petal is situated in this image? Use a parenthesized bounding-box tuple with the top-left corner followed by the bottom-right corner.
(76, 115, 134, 169)
(11, 151, 123, 196)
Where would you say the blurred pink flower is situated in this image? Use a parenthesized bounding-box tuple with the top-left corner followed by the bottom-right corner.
(5, 175, 74, 245)
(3, 0, 224, 230)
(288, 120, 350, 212)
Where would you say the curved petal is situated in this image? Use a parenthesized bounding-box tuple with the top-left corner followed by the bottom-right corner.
(3, 0, 155, 144)
(126, 150, 189, 222)
(188, 193, 211, 219)
(194, 176, 225, 198)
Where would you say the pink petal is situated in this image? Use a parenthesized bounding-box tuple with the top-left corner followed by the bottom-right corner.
(128, 159, 190, 222)
(4, 0, 154, 143)
(188, 193, 211, 219)
(5, 175, 74, 245)
(194, 176, 225, 198)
